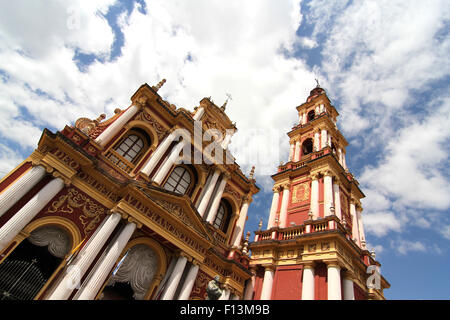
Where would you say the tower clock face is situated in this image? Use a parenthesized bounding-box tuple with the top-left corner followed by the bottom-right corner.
(292, 182, 310, 204)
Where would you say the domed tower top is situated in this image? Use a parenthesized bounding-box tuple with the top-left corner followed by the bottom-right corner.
(306, 79, 326, 102)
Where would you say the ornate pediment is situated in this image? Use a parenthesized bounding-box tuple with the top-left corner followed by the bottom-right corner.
(133, 185, 213, 242)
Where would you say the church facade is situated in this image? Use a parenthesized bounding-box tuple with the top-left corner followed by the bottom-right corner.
(247, 84, 390, 300)
(0, 81, 259, 300)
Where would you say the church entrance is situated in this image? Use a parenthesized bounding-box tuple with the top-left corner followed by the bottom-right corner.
(0, 226, 72, 300)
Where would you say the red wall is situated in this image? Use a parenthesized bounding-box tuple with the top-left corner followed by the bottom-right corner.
(272, 265, 303, 300)
(314, 262, 328, 300)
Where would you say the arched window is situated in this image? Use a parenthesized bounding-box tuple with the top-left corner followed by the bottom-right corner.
(115, 134, 145, 163)
(302, 138, 313, 156)
(307, 110, 315, 122)
(163, 166, 192, 195)
(213, 200, 232, 233)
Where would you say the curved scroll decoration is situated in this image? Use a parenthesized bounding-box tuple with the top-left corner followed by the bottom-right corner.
(107, 244, 158, 300)
(27, 226, 72, 259)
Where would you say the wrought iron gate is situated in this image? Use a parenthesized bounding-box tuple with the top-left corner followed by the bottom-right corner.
(0, 259, 47, 300)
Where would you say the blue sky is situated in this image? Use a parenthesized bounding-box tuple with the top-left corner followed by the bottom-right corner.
(0, 0, 449, 299)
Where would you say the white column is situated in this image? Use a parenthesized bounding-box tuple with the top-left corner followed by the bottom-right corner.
(153, 140, 187, 185)
(338, 148, 343, 165)
(141, 131, 177, 176)
(350, 201, 361, 246)
(177, 262, 200, 300)
(260, 267, 274, 300)
(76, 222, 137, 300)
(343, 275, 355, 300)
(267, 187, 280, 229)
(95, 105, 140, 147)
(219, 287, 231, 300)
(320, 104, 325, 113)
(231, 198, 251, 248)
(302, 113, 307, 125)
(333, 183, 342, 220)
(301, 264, 315, 300)
(357, 208, 366, 249)
(205, 176, 228, 224)
(289, 143, 295, 161)
(243, 272, 255, 300)
(343, 153, 347, 170)
(323, 172, 333, 217)
(0, 165, 46, 218)
(193, 107, 205, 121)
(328, 135, 332, 149)
(321, 129, 328, 149)
(279, 185, 290, 228)
(310, 174, 319, 220)
(294, 140, 301, 162)
(161, 254, 188, 300)
(327, 263, 342, 300)
(48, 212, 121, 300)
(314, 131, 320, 151)
(0, 177, 65, 252)
(196, 169, 221, 217)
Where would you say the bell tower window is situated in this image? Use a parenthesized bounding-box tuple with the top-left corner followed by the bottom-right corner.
(307, 110, 315, 122)
(302, 138, 313, 156)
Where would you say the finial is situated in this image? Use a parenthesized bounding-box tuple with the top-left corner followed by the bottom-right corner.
(152, 79, 166, 92)
(221, 93, 232, 111)
(249, 166, 255, 180)
(245, 231, 251, 241)
(370, 249, 376, 259)
(95, 113, 106, 123)
(258, 219, 263, 231)
(330, 205, 335, 216)
(308, 210, 314, 220)
(315, 78, 320, 88)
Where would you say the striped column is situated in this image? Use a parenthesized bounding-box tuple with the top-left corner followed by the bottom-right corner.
(278, 184, 290, 228)
(161, 254, 188, 300)
(0, 177, 65, 252)
(0, 165, 46, 218)
(76, 222, 137, 300)
(177, 261, 200, 300)
(95, 104, 140, 147)
(196, 169, 221, 217)
(310, 173, 319, 220)
(231, 197, 251, 248)
(205, 174, 229, 224)
(140, 130, 178, 176)
(48, 212, 121, 300)
(301, 263, 315, 300)
(267, 187, 280, 229)
(260, 266, 275, 300)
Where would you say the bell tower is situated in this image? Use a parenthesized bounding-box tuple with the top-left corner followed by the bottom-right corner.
(247, 83, 390, 300)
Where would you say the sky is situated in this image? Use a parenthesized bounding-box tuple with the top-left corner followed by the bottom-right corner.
(0, 0, 449, 299)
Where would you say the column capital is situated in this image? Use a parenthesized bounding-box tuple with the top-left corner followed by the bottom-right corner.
(191, 259, 201, 267)
(272, 185, 282, 193)
(127, 217, 143, 229)
(178, 251, 192, 262)
(262, 264, 276, 272)
(242, 194, 253, 204)
(281, 182, 290, 190)
(133, 96, 148, 110)
(302, 261, 315, 269)
(323, 169, 334, 177)
(222, 171, 231, 180)
(343, 270, 356, 280)
(323, 259, 341, 269)
(310, 172, 320, 180)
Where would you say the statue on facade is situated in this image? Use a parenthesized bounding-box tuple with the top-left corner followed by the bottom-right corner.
(206, 275, 223, 300)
